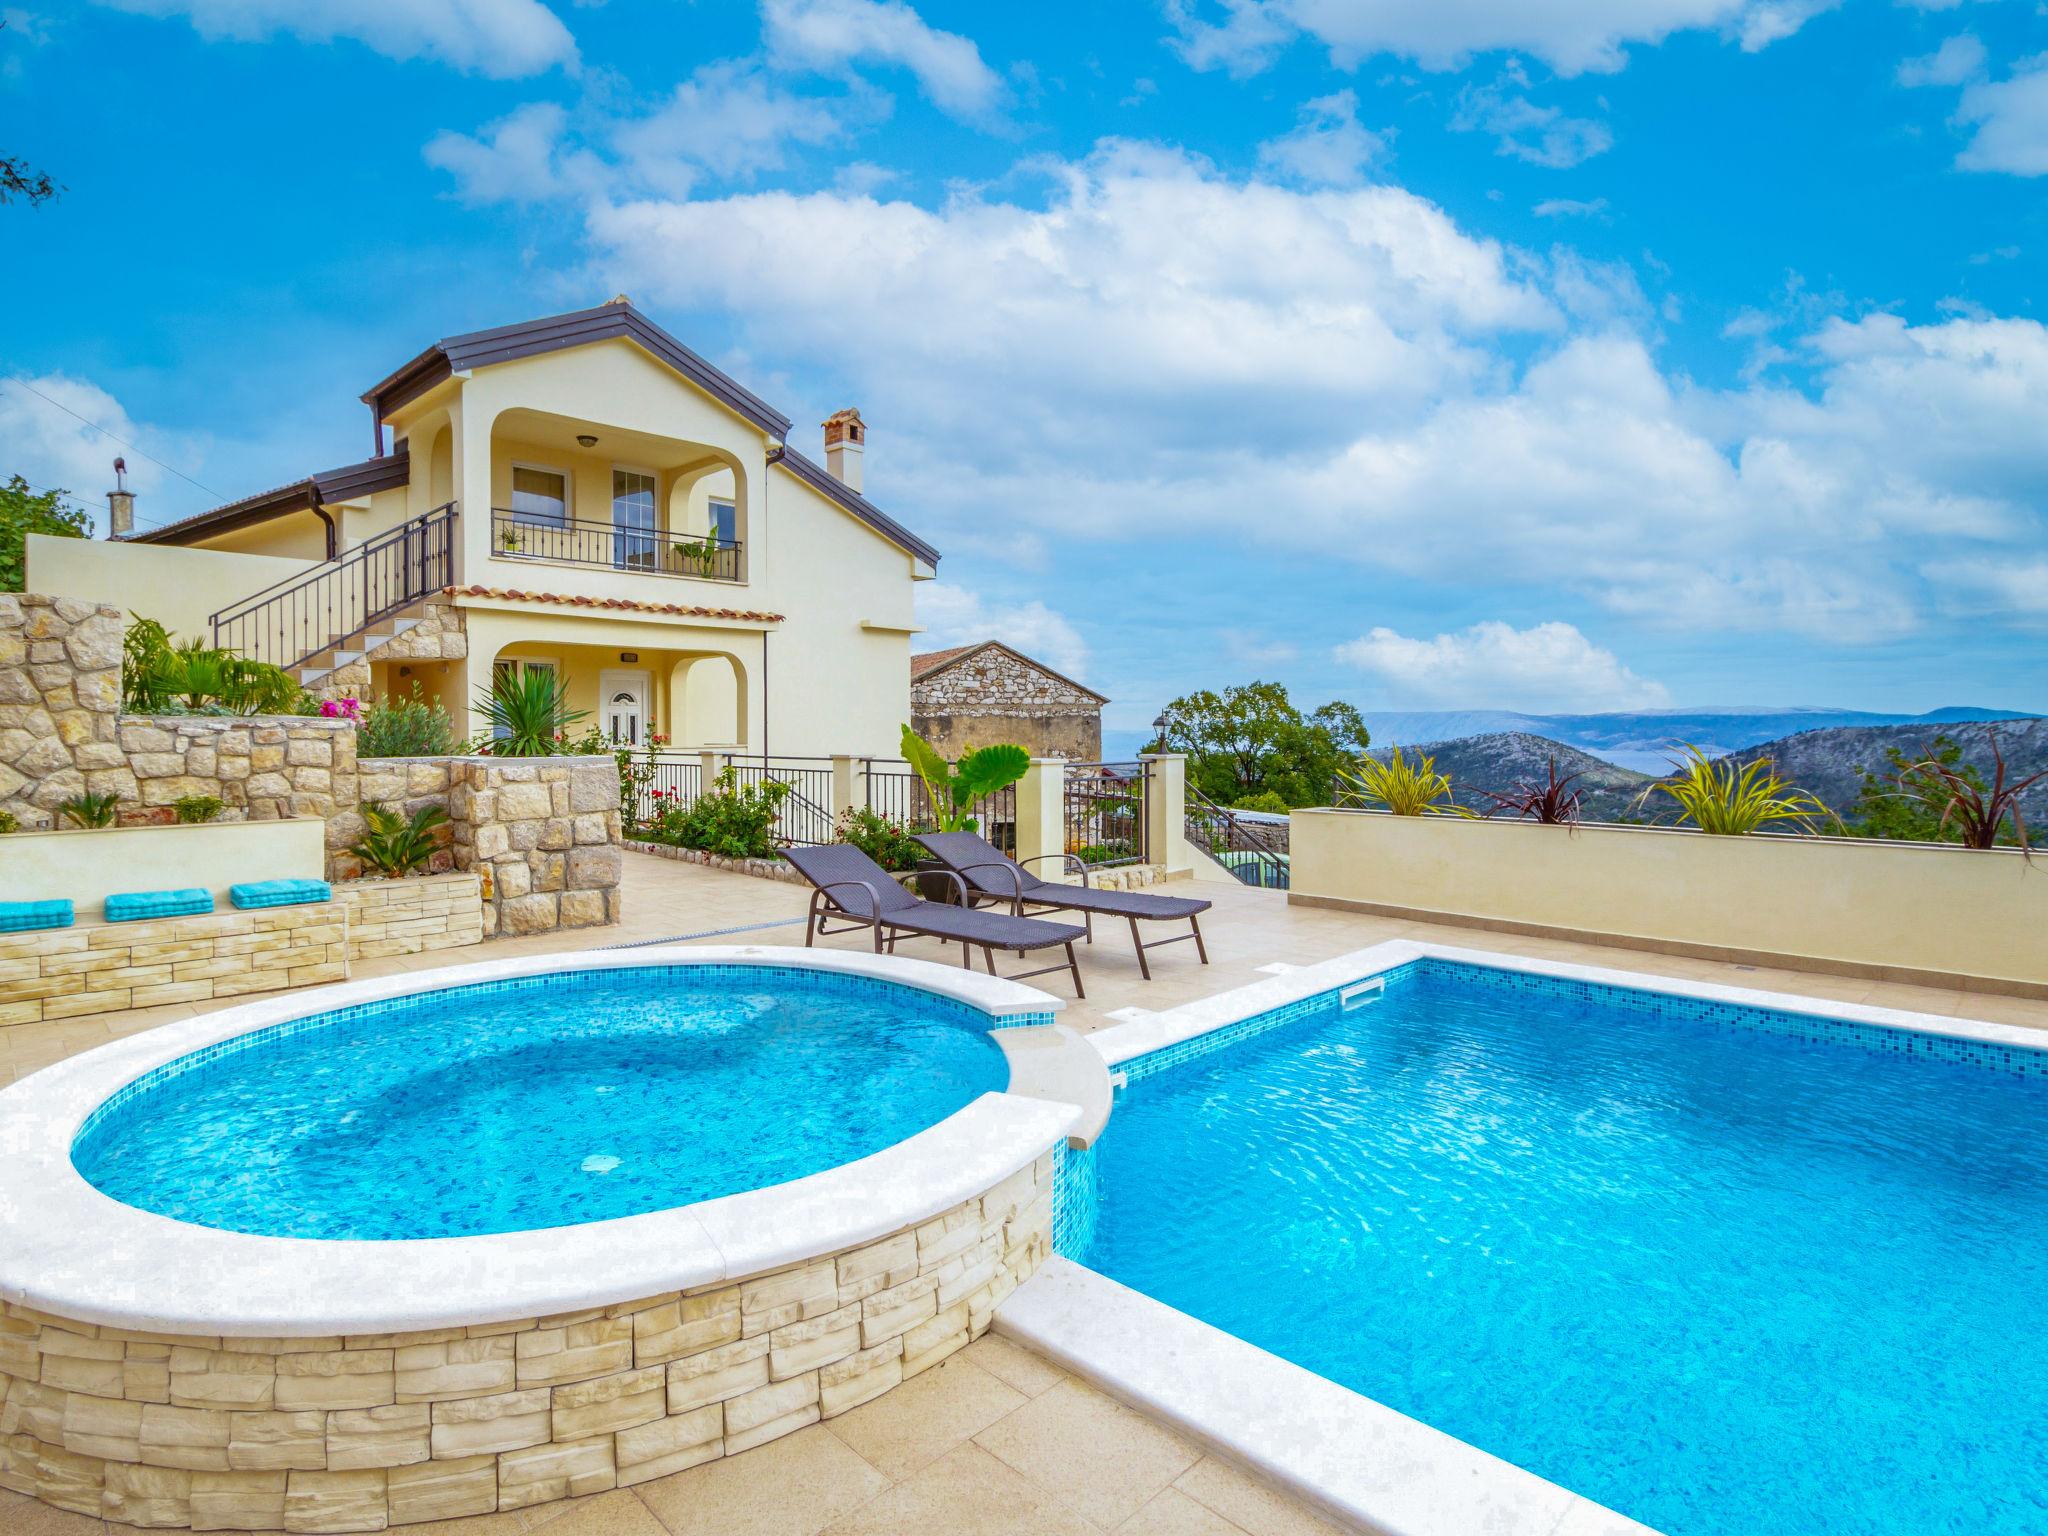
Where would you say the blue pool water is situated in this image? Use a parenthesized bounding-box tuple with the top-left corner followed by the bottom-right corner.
(1073, 961, 2048, 1536)
(74, 965, 1012, 1241)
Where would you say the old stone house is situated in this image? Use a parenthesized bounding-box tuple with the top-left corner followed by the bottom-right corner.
(910, 640, 1107, 760)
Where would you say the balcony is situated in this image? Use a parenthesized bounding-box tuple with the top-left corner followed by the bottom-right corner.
(490, 509, 743, 582)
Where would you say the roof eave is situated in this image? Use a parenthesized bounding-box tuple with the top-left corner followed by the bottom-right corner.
(770, 446, 942, 568)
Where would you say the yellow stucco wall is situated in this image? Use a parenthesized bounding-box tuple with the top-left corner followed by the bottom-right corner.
(0, 818, 325, 909)
(189, 509, 332, 561)
(1289, 809, 2048, 993)
(24, 534, 319, 643)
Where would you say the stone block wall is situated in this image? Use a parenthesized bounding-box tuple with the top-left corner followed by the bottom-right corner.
(0, 594, 126, 827)
(0, 1150, 1056, 1530)
(0, 875, 484, 1028)
(911, 644, 1103, 761)
(446, 759, 623, 938)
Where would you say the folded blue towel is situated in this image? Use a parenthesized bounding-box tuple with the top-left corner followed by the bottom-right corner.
(0, 900, 73, 933)
(104, 888, 214, 923)
(230, 879, 333, 910)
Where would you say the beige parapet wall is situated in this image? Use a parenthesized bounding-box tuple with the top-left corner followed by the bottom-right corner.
(0, 819, 326, 910)
(1290, 809, 2048, 997)
(0, 1149, 1054, 1529)
(25, 534, 320, 645)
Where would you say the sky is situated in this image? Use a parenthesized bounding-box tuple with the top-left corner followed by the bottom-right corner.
(3, 0, 2046, 736)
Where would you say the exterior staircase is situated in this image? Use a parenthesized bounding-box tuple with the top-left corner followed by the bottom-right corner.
(210, 503, 456, 688)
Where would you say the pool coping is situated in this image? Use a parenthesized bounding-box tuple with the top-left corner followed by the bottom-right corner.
(1037, 940, 2048, 1536)
(0, 944, 1085, 1337)
(1086, 937, 2048, 1070)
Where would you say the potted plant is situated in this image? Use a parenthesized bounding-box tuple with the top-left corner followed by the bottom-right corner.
(671, 531, 722, 574)
(898, 725, 1030, 902)
(499, 525, 525, 554)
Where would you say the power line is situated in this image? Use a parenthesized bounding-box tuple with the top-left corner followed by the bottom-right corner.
(2, 377, 226, 501)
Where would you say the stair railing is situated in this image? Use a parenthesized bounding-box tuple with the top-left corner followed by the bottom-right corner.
(1185, 784, 1291, 889)
(211, 502, 457, 671)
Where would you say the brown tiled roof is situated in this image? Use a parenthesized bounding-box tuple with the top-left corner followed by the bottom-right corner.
(909, 644, 975, 680)
(445, 586, 784, 623)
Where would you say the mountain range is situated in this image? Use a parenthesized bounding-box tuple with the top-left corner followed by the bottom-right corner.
(1358, 705, 2036, 775)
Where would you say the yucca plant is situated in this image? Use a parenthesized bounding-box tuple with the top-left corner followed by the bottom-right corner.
(899, 725, 1030, 834)
(474, 669, 588, 756)
(1891, 731, 2043, 851)
(1640, 745, 1834, 835)
(1479, 757, 1584, 826)
(349, 802, 450, 878)
(1336, 747, 1473, 816)
(59, 791, 121, 828)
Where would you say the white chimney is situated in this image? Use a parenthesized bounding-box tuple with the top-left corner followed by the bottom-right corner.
(822, 408, 865, 494)
(107, 457, 134, 539)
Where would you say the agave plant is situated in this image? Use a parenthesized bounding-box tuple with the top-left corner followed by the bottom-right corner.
(1479, 757, 1584, 826)
(1641, 745, 1834, 836)
(1336, 747, 1472, 817)
(1891, 730, 2044, 851)
(349, 802, 450, 878)
(475, 669, 588, 756)
(899, 725, 1030, 834)
(59, 791, 121, 828)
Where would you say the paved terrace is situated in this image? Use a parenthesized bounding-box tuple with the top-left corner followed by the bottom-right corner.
(5, 854, 2045, 1536)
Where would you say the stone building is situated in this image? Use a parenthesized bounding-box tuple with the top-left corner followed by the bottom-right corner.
(910, 640, 1107, 760)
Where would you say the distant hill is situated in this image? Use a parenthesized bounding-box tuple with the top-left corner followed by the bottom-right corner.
(1361, 705, 2040, 774)
(1370, 732, 1652, 820)
(1720, 718, 2048, 822)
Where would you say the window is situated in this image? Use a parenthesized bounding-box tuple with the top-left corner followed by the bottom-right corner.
(511, 465, 568, 526)
(708, 499, 737, 548)
(613, 468, 658, 571)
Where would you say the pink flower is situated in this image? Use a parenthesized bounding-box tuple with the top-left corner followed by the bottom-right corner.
(320, 696, 363, 721)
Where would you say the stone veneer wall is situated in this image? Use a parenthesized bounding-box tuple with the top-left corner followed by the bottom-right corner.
(444, 759, 623, 938)
(0, 876, 484, 1028)
(0, 1151, 1054, 1531)
(912, 645, 1103, 762)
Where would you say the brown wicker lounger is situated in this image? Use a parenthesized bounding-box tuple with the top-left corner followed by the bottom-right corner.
(783, 843, 1089, 997)
(912, 832, 1211, 981)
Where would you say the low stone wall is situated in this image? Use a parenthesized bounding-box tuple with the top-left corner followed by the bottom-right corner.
(0, 1152, 1054, 1530)
(623, 841, 805, 885)
(448, 759, 623, 938)
(0, 875, 483, 1027)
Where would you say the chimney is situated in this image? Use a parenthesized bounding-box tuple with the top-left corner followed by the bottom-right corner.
(822, 408, 865, 494)
(107, 457, 134, 539)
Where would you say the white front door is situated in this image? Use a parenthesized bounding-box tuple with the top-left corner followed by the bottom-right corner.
(600, 669, 652, 747)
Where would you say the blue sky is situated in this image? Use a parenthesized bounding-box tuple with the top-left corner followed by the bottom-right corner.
(4, 0, 2046, 733)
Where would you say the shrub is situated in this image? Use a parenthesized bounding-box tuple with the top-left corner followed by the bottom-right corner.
(59, 791, 120, 828)
(1479, 758, 1584, 826)
(473, 669, 587, 755)
(172, 795, 224, 824)
(835, 805, 926, 872)
(1640, 745, 1833, 836)
(647, 769, 790, 860)
(1888, 729, 2044, 850)
(357, 683, 457, 757)
(1337, 748, 1471, 817)
(0, 810, 17, 834)
(121, 617, 313, 715)
(349, 801, 449, 878)
(1233, 789, 1291, 814)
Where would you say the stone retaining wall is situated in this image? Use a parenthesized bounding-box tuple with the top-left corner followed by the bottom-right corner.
(447, 759, 623, 938)
(0, 876, 484, 1028)
(0, 1151, 1054, 1530)
(622, 842, 805, 885)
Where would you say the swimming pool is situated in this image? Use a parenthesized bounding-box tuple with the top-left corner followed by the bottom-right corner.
(1070, 955, 2048, 1536)
(74, 963, 1014, 1240)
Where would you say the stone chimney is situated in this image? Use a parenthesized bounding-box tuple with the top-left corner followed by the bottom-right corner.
(822, 408, 865, 494)
(106, 457, 134, 539)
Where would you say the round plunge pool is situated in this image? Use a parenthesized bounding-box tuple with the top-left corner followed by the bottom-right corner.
(72, 961, 1016, 1241)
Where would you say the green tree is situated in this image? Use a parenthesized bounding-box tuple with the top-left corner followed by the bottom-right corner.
(1846, 736, 1988, 845)
(1151, 681, 1369, 808)
(1, 475, 89, 592)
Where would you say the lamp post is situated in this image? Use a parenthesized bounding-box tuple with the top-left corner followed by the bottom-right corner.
(1150, 711, 1169, 754)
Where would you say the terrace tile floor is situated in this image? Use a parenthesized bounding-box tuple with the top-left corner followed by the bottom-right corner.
(6, 851, 2045, 1534)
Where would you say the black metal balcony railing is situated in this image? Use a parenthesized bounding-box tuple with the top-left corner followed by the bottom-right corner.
(490, 509, 743, 581)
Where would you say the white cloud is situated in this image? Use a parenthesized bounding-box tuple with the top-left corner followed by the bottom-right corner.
(1923, 557, 2048, 624)
(761, 0, 1002, 119)
(914, 584, 1090, 678)
(425, 103, 588, 205)
(1452, 72, 1613, 167)
(1334, 621, 1670, 710)
(612, 61, 851, 196)
(1162, 0, 1834, 79)
(1956, 55, 2048, 176)
(0, 374, 207, 534)
(1896, 33, 1985, 88)
(1256, 90, 1386, 187)
(96, 0, 575, 77)
(1533, 196, 1609, 218)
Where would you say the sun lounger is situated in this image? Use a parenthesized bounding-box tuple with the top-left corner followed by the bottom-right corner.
(912, 831, 1211, 981)
(782, 843, 1089, 997)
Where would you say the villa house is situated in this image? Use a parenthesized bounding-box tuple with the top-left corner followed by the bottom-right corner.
(26, 299, 937, 756)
